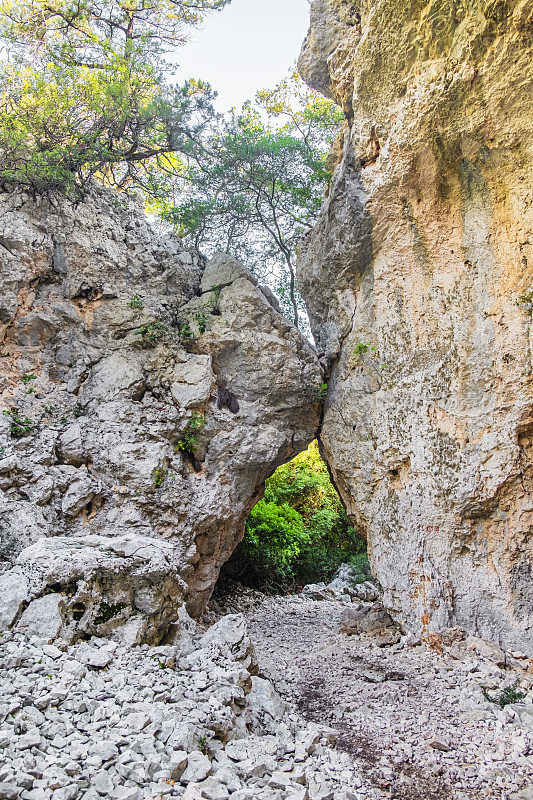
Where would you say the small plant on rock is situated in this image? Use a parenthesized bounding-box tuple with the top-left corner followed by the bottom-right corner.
(208, 285, 222, 315)
(177, 319, 193, 340)
(194, 310, 208, 334)
(136, 321, 167, 347)
(304, 383, 328, 403)
(197, 734, 209, 754)
(516, 289, 533, 307)
(352, 342, 378, 366)
(129, 295, 144, 309)
(175, 413, 206, 455)
(482, 681, 526, 708)
(3, 409, 33, 439)
(94, 602, 128, 625)
(153, 468, 168, 488)
(354, 343, 371, 357)
(21, 373, 37, 394)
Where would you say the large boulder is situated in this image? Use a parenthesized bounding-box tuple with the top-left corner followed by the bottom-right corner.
(298, 0, 533, 652)
(0, 188, 322, 642)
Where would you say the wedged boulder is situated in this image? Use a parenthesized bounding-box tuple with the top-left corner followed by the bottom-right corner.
(17, 594, 65, 640)
(0, 533, 187, 644)
(0, 188, 322, 642)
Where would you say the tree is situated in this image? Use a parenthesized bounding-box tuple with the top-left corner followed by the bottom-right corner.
(0, 0, 229, 193)
(162, 73, 344, 327)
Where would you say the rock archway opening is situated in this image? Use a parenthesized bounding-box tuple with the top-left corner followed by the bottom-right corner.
(215, 440, 373, 599)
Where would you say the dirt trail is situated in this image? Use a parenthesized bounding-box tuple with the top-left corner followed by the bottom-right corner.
(242, 594, 533, 800)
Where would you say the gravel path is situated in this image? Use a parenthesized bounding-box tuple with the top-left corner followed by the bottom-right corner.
(243, 595, 533, 800)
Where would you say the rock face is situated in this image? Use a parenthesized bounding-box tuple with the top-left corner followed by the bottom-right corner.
(298, 0, 533, 651)
(0, 188, 322, 643)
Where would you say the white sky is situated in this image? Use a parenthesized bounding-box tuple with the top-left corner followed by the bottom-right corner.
(173, 0, 311, 112)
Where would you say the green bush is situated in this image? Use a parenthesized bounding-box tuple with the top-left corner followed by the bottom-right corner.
(238, 500, 308, 589)
(227, 441, 367, 592)
(483, 681, 526, 708)
(349, 552, 375, 585)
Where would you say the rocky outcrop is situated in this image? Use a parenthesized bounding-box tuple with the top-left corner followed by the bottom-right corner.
(298, 0, 533, 651)
(0, 188, 322, 643)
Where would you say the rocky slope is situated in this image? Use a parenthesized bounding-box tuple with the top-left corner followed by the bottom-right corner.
(0, 612, 362, 800)
(245, 592, 533, 800)
(298, 0, 533, 651)
(0, 188, 322, 644)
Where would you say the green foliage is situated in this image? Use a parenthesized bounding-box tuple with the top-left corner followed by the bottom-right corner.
(129, 295, 144, 310)
(197, 734, 209, 753)
(350, 342, 391, 391)
(0, 0, 227, 194)
(349, 552, 375, 585)
(194, 311, 208, 333)
(21, 372, 37, 394)
(207, 285, 222, 314)
(229, 442, 365, 592)
(353, 343, 372, 357)
(94, 602, 127, 625)
(304, 382, 328, 403)
(241, 501, 308, 587)
(3, 408, 33, 438)
(482, 681, 526, 708)
(136, 320, 167, 347)
(160, 73, 343, 328)
(175, 412, 206, 455)
(153, 468, 168, 488)
(177, 319, 193, 339)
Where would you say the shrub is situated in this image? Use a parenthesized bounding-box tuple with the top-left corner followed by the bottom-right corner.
(208, 285, 222, 315)
(153, 468, 168, 488)
(349, 552, 375, 585)
(483, 681, 526, 708)
(237, 500, 309, 589)
(177, 320, 193, 340)
(194, 311, 208, 334)
(227, 441, 367, 592)
(303, 383, 328, 403)
(129, 295, 144, 309)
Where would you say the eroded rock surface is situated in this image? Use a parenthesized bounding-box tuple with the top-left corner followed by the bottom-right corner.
(298, 0, 533, 651)
(0, 188, 322, 643)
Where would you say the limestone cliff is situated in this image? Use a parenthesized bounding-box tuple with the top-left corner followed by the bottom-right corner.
(0, 188, 322, 643)
(298, 0, 533, 651)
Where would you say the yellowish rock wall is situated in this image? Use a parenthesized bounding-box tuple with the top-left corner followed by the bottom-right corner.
(298, 0, 533, 650)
